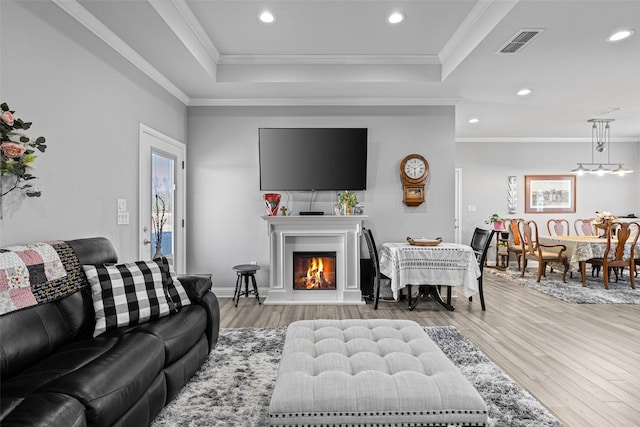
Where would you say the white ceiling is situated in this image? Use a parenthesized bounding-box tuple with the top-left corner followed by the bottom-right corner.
(55, 0, 640, 140)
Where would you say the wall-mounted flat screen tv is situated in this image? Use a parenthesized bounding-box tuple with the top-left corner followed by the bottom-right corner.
(259, 128, 367, 191)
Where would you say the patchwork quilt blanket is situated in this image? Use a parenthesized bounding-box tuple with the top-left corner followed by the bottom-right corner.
(0, 241, 85, 316)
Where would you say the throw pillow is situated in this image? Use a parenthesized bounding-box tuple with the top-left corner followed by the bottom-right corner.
(83, 259, 172, 337)
(162, 256, 191, 311)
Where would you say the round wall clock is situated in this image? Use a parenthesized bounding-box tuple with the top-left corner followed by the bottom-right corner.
(400, 154, 429, 184)
(400, 154, 429, 206)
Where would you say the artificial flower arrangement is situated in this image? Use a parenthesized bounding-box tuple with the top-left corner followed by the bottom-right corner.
(595, 211, 617, 224)
(1, 103, 47, 198)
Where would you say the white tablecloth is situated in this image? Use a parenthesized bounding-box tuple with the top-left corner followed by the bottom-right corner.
(379, 242, 481, 300)
(539, 235, 640, 272)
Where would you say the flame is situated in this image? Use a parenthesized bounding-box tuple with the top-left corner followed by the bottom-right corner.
(306, 257, 324, 289)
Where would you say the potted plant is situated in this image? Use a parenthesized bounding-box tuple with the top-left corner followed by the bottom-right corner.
(338, 191, 358, 216)
(485, 213, 505, 231)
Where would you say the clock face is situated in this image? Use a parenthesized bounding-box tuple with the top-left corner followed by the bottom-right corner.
(404, 158, 426, 179)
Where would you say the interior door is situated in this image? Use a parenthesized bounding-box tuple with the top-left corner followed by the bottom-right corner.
(139, 124, 186, 273)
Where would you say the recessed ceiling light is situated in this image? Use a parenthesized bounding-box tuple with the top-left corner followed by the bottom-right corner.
(607, 29, 635, 42)
(517, 88, 532, 96)
(259, 11, 274, 23)
(468, 118, 479, 124)
(388, 12, 405, 24)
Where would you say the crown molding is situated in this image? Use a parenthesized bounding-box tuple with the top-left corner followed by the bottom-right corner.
(456, 136, 640, 143)
(218, 54, 440, 65)
(440, 0, 519, 80)
(149, 0, 220, 79)
(189, 97, 461, 107)
(52, 0, 190, 104)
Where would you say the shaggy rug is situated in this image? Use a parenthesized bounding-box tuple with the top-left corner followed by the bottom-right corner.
(487, 267, 640, 304)
(152, 327, 559, 427)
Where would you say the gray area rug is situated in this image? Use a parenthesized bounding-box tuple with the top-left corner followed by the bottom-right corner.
(487, 267, 640, 304)
(152, 326, 559, 427)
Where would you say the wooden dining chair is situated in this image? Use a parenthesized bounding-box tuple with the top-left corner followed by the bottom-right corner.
(601, 222, 640, 289)
(547, 219, 570, 236)
(574, 218, 596, 236)
(520, 220, 570, 282)
(505, 218, 524, 271)
(362, 228, 391, 310)
(468, 228, 495, 311)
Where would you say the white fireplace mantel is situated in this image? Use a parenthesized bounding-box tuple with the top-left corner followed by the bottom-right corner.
(262, 215, 367, 305)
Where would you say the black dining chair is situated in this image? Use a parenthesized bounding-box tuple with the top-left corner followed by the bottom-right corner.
(362, 228, 391, 310)
(468, 227, 495, 311)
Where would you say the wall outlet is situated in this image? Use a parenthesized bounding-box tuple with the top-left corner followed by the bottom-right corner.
(250, 260, 257, 265)
(468, 205, 477, 212)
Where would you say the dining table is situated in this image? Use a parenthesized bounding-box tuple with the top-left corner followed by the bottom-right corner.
(378, 241, 481, 311)
(538, 235, 640, 285)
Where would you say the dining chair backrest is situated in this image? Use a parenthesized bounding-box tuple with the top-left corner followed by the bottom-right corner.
(574, 218, 596, 236)
(362, 228, 386, 309)
(604, 221, 640, 262)
(520, 220, 540, 256)
(469, 228, 494, 269)
(507, 218, 524, 246)
(547, 219, 570, 236)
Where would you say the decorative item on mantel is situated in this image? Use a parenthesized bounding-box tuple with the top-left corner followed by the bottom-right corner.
(337, 190, 357, 216)
(263, 193, 281, 216)
(485, 213, 505, 231)
(0, 102, 47, 219)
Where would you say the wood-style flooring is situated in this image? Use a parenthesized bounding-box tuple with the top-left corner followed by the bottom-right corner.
(219, 271, 640, 427)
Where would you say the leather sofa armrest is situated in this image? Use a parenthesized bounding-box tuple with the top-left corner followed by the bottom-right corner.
(177, 275, 212, 302)
(177, 275, 220, 352)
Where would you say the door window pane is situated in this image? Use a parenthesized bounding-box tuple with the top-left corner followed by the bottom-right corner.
(151, 153, 174, 259)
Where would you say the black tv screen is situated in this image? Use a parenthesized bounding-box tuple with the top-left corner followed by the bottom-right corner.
(259, 128, 367, 191)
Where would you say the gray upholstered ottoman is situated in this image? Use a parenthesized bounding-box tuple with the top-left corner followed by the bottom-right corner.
(269, 319, 487, 426)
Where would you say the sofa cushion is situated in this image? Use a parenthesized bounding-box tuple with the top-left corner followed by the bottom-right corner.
(2, 392, 86, 427)
(39, 333, 165, 427)
(132, 304, 207, 365)
(83, 260, 172, 337)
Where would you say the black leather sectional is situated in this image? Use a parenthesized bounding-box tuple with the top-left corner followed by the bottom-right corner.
(0, 237, 220, 427)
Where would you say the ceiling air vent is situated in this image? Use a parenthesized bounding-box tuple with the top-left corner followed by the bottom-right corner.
(497, 29, 544, 54)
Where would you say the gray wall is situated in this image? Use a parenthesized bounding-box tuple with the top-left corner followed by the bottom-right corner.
(0, 0, 187, 261)
(457, 139, 640, 261)
(187, 106, 456, 288)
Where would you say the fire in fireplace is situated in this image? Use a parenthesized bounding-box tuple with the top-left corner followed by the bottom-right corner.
(293, 251, 337, 290)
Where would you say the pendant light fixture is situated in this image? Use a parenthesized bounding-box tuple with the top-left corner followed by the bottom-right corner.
(571, 118, 633, 176)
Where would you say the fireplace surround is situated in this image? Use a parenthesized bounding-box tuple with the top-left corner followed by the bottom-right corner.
(262, 215, 366, 305)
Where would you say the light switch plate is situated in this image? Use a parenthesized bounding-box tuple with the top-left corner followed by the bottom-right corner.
(117, 212, 130, 225)
(117, 199, 127, 212)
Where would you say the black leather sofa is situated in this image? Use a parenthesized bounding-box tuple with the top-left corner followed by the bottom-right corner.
(0, 237, 220, 427)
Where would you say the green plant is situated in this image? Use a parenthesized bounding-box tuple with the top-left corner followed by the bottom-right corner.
(338, 191, 358, 208)
(485, 213, 504, 224)
(1, 102, 47, 198)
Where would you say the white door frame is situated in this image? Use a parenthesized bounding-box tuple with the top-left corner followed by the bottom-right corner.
(454, 168, 462, 244)
(138, 124, 186, 273)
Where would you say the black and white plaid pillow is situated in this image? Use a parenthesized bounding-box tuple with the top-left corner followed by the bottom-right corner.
(162, 256, 192, 310)
(83, 259, 172, 337)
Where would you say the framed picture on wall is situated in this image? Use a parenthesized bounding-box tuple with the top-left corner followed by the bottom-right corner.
(525, 175, 576, 213)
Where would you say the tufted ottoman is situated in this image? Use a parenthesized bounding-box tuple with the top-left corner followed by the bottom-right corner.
(268, 319, 488, 426)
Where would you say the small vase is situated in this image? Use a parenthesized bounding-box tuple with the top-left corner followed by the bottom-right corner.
(493, 221, 504, 231)
(153, 245, 163, 259)
(344, 204, 353, 216)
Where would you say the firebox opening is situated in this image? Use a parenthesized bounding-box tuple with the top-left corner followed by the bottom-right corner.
(293, 251, 337, 290)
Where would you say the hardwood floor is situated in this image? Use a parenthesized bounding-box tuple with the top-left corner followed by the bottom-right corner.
(219, 272, 640, 427)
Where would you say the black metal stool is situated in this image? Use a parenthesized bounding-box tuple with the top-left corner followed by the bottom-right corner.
(233, 264, 261, 307)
